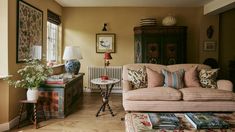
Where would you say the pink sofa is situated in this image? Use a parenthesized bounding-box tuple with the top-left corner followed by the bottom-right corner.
(122, 64, 235, 112)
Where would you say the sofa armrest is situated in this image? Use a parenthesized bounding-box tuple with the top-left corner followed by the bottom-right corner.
(217, 80, 233, 91)
(122, 80, 133, 92)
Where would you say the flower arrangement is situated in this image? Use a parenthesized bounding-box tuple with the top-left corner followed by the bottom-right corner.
(9, 59, 53, 89)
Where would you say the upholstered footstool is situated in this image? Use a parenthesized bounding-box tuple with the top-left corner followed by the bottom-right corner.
(125, 113, 235, 132)
(125, 113, 152, 132)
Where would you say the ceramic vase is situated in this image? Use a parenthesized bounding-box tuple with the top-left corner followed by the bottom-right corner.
(65, 59, 81, 75)
(27, 88, 39, 101)
(162, 15, 177, 26)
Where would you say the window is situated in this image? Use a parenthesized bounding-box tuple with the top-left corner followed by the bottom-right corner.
(47, 22, 59, 62)
(47, 10, 61, 64)
(0, 0, 8, 76)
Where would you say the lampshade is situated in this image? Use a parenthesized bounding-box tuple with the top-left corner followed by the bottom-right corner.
(104, 52, 112, 60)
(63, 46, 83, 60)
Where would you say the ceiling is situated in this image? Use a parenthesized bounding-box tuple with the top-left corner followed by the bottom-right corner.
(55, 0, 214, 7)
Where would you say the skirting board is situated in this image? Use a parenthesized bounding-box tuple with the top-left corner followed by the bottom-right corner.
(0, 111, 27, 131)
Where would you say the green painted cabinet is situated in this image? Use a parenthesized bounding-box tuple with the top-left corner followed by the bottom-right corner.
(134, 26, 187, 65)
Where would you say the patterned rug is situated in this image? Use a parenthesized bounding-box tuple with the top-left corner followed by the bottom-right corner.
(125, 113, 235, 132)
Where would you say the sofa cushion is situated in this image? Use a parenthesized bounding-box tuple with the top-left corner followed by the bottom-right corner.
(146, 68, 164, 88)
(162, 69, 185, 89)
(128, 66, 147, 89)
(180, 88, 234, 101)
(124, 87, 182, 101)
(184, 65, 201, 87)
(199, 69, 218, 89)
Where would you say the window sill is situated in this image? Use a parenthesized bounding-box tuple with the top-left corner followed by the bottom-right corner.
(52, 64, 64, 68)
(0, 75, 12, 80)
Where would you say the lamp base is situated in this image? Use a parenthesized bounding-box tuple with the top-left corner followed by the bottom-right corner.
(100, 75, 109, 80)
(65, 60, 81, 75)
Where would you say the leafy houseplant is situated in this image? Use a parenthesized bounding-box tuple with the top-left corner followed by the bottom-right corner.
(9, 59, 53, 100)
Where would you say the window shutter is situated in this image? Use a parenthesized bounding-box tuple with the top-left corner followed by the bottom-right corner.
(47, 10, 61, 25)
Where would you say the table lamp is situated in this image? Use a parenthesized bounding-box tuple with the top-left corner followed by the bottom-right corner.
(63, 46, 83, 76)
(101, 52, 112, 80)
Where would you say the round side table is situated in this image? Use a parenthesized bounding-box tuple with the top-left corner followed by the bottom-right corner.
(91, 78, 120, 117)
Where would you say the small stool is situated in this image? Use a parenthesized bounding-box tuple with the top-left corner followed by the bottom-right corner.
(18, 99, 48, 129)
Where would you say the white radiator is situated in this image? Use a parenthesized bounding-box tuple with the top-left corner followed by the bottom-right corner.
(88, 66, 123, 92)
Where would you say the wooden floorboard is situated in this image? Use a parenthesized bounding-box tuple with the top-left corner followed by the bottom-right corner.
(10, 92, 125, 132)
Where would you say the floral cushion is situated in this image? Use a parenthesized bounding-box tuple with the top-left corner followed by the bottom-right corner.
(184, 65, 201, 87)
(199, 69, 219, 89)
(162, 69, 185, 89)
(128, 66, 147, 89)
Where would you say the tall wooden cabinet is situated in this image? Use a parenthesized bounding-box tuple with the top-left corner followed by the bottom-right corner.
(134, 26, 187, 65)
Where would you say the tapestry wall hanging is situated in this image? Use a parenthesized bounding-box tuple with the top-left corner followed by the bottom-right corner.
(17, 0, 43, 62)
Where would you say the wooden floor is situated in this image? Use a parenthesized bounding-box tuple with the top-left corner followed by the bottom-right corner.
(11, 93, 125, 132)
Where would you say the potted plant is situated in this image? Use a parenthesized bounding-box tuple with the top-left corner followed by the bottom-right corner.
(8, 59, 53, 101)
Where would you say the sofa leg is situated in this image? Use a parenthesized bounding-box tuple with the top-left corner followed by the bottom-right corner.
(126, 111, 131, 113)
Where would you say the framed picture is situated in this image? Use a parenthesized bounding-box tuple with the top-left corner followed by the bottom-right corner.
(204, 41, 216, 51)
(96, 33, 115, 53)
(17, 0, 43, 63)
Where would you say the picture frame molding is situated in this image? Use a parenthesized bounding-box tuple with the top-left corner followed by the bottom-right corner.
(96, 33, 116, 53)
(17, 0, 43, 63)
(203, 40, 216, 51)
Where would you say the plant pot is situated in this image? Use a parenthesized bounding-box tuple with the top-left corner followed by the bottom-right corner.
(27, 88, 39, 101)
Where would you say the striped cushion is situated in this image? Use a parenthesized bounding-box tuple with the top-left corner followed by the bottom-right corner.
(162, 69, 185, 89)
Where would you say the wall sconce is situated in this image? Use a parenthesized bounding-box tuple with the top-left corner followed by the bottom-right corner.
(102, 23, 108, 31)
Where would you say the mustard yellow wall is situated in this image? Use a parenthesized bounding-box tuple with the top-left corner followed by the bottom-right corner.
(7, 0, 62, 121)
(0, 80, 9, 124)
(63, 7, 219, 88)
(0, 0, 9, 124)
(199, 9, 220, 63)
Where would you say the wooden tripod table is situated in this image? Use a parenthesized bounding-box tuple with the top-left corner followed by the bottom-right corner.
(91, 78, 120, 117)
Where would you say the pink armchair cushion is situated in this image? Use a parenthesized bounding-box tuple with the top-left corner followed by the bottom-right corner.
(217, 80, 233, 91)
(146, 68, 164, 88)
(184, 65, 201, 87)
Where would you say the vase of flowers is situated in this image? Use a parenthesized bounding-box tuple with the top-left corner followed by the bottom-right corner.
(26, 88, 39, 101)
(8, 59, 53, 101)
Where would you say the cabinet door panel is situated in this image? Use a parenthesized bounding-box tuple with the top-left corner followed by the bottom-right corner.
(143, 34, 162, 64)
(134, 34, 142, 63)
(164, 43, 178, 64)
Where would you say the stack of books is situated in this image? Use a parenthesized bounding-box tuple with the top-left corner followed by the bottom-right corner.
(185, 113, 229, 129)
(148, 113, 180, 130)
(45, 74, 69, 84)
